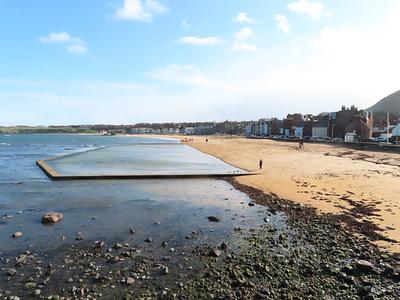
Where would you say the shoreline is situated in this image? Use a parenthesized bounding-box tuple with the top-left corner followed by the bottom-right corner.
(1, 134, 400, 298)
(2, 176, 400, 298)
(140, 134, 400, 253)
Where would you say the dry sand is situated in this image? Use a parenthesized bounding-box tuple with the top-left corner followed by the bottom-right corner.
(177, 136, 400, 253)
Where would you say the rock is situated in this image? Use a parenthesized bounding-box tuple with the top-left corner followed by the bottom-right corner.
(126, 277, 135, 285)
(207, 216, 220, 222)
(129, 228, 135, 234)
(75, 233, 84, 240)
(12, 231, 22, 238)
(33, 289, 41, 296)
(162, 266, 169, 275)
(25, 282, 37, 289)
(383, 263, 396, 275)
(161, 241, 168, 248)
(41, 212, 63, 224)
(354, 259, 375, 274)
(248, 202, 255, 207)
(220, 242, 228, 250)
(144, 237, 153, 243)
(209, 248, 222, 257)
(113, 243, 122, 249)
(94, 240, 106, 248)
(7, 268, 17, 276)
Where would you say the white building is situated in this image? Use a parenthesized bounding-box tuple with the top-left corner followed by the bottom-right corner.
(312, 127, 328, 139)
(391, 124, 400, 137)
(257, 119, 270, 136)
(345, 132, 357, 142)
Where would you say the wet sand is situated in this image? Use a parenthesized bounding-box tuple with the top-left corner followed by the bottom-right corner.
(178, 136, 400, 253)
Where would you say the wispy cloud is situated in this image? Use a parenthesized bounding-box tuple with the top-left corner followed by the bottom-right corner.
(66, 44, 88, 55)
(275, 14, 290, 34)
(180, 36, 222, 46)
(115, 0, 167, 23)
(232, 27, 257, 51)
(146, 64, 227, 88)
(288, 0, 332, 20)
(39, 32, 88, 55)
(233, 12, 255, 24)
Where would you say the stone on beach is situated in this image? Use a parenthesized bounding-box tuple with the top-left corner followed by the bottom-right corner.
(41, 212, 64, 224)
(207, 216, 221, 222)
(7, 268, 17, 276)
(12, 232, 22, 238)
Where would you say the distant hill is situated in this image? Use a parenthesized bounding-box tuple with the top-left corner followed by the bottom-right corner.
(367, 90, 400, 113)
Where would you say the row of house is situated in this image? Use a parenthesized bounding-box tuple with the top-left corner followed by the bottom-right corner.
(245, 105, 397, 142)
(125, 121, 248, 136)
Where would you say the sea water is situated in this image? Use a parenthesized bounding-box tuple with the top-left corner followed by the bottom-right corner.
(0, 134, 279, 255)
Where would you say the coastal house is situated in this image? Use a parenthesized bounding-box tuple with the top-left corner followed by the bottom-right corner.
(283, 114, 304, 137)
(257, 118, 270, 136)
(245, 123, 255, 135)
(345, 132, 358, 142)
(334, 105, 360, 138)
(183, 127, 195, 135)
(311, 113, 330, 138)
(344, 112, 373, 141)
(245, 118, 271, 136)
(390, 124, 400, 142)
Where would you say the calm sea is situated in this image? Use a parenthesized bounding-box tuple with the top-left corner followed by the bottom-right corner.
(0, 134, 276, 255)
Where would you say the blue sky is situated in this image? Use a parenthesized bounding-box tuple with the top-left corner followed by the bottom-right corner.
(1, 0, 400, 125)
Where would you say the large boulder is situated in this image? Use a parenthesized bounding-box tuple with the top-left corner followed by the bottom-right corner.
(41, 212, 64, 224)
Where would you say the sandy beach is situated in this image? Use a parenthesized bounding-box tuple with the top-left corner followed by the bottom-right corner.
(175, 136, 400, 253)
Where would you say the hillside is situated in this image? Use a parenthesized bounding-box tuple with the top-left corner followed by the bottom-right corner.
(367, 90, 400, 113)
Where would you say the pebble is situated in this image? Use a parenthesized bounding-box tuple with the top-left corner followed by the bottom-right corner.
(7, 268, 17, 276)
(12, 231, 23, 238)
(41, 212, 64, 224)
(207, 216, 221, 222)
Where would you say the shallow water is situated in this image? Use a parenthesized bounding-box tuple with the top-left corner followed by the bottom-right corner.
(0, 134, 283, 256)
(46, 144, 245, 176)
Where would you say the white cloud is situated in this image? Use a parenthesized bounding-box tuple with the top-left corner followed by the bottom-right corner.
(39, 32, 73, 43)
(115, 0, 167, 23)
(146, 64, 211, 86)
(180, 36, 222, 46)
(39, 32, 88, 55)
(232, 27, 257, 51)
(146, 64, 230, 88)
(275, 14, 290, 34)
(233, 12, 254, 24)
(234, 27, 254, 40)
(66, 44, 88, 55)
(288, 0, 331, 20)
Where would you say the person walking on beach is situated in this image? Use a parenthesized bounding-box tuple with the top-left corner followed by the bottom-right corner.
(259, 159, 263, 170)
(299, 139, 304, 149)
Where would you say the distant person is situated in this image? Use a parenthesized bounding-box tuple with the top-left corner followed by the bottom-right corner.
(206, 138, 208, 142)
(259, 159, 263, 170)
(299, 140, 304, 149)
